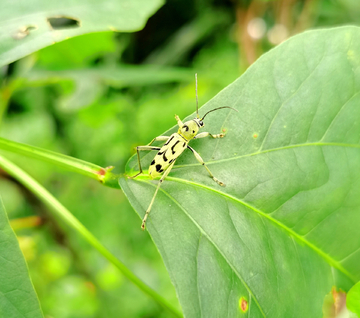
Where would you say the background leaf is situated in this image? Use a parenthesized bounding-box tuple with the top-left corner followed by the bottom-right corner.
(0, 0, 164, 67)
(0, 198, 43, 318)
(121, 26, 360, 317)
(23, 65, 194, 111)
(347, 281, 360, 317)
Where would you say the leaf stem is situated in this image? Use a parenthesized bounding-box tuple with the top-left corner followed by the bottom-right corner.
(0, 155, 182, 318)
(0, 137, 121, 189)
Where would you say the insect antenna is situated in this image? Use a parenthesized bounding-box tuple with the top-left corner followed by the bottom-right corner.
(201, 106, 238, 120)
(195, 73, 199, 118)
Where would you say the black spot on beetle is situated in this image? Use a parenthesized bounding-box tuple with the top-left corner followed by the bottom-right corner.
(169, 159, 176, 164)
(150, 159, 155, 165)
(192, 130, 195, 133)
(156, 164, 162, 172)
(183, 142, 186, 147)
(157, 150, 164, 155)
(171, 140, 180, 154)
(183, 125, 189, 131)
(163, 152, 168, 162)
(164, 136, 174, 145)
(159, 169, 164, 173)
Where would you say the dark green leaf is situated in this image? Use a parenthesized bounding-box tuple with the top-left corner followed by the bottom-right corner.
(121, 26, 360, 317)
(0, 0, 164, 67)
(0, 199, 43, 318)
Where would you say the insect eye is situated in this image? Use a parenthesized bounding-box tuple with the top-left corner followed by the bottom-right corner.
(199, 120, 204, 126)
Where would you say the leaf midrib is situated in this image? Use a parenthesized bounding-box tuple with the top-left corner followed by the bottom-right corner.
(148, 175, 357, 284)
(132, 141, 360, 283)
(172, 142, 360, 169)
(140, 180, 267, 318)
(133, 173, 355, 317)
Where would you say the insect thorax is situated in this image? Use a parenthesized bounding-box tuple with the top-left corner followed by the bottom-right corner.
(178, 119, 201, 141)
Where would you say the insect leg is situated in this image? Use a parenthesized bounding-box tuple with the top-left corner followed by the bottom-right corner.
(141, 160, 176, 230)
(187, 145, 225, 187)
(128, 146, 161, 179)
(175, 114, 184, 128)
(147, 136, 169, 146)
(194, 131, 225, 139)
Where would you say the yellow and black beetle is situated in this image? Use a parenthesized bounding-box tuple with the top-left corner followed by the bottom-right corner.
(129, 74, 237, 230)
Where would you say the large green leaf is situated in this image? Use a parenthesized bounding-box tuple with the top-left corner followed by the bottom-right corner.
(0, 0, 163, 67)
(120, 26, 360, 317)
(0, 199, 43, 318)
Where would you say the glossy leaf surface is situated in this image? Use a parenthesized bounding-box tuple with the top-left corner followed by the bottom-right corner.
(121, 27, 360, 317)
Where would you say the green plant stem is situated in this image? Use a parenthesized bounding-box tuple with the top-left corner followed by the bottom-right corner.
(0, 155, 182, 318)
(0, 137, 121, 188)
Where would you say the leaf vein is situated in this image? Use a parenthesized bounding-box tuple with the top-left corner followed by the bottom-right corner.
(320, 91, 360, 141)
(258, 50, 326, 152)
(160, 177, 357, 283)
(173, 142, 360, 170)
(155, 185, 267, 317)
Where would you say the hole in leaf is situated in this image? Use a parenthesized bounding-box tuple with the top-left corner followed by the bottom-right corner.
(12, 25, 37, 40)
(47, 17, 80, 30)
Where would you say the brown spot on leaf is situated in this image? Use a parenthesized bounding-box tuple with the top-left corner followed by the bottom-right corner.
(322, 286, 346, 317)
(12, 25, 37, 40)
(239, 297, 248, 313)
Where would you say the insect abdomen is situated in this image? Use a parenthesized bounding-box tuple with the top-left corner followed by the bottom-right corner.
(149, 133, 187, 178)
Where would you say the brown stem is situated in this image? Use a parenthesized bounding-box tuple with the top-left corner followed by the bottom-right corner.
(293, 0, 318, 34)
(235, 1, 267, 70)
(275, 0, 297, 31)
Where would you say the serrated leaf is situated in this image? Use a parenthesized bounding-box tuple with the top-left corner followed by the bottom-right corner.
(0, 199, 43, 318)
(0, 0, 164, 67)
(120, 26, 360, 317)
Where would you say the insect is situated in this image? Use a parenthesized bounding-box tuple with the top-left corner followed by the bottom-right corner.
(129, 74, 237, 230)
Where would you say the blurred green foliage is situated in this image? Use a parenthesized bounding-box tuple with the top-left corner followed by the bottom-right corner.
(2, 0, 360, 317)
